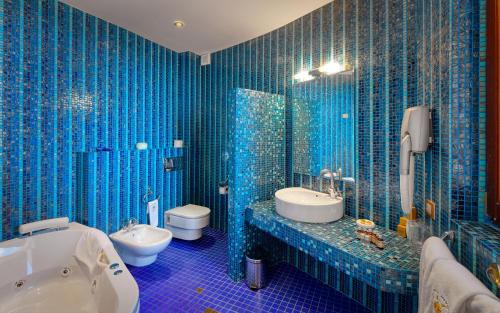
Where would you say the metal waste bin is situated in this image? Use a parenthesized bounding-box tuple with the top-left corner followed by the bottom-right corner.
(245, 249, 266, 290)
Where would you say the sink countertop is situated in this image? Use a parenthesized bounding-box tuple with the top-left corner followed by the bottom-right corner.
(246, 199, 421, 294)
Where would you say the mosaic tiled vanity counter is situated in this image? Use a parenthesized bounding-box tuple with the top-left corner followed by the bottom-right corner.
(246, 200, 421, 295)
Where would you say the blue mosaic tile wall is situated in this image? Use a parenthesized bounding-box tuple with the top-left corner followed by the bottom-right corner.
(452, 220, 500, 297)
(227, 88, 285, 280)
(0, 0, 200, 240)
(193, 0, 487, 236)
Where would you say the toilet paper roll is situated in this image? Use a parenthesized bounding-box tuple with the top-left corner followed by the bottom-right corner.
(219, 185, 228, 195)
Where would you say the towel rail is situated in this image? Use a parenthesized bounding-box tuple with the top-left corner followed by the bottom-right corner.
(143, 186, 160, 203)
(440, 230, 455, 243)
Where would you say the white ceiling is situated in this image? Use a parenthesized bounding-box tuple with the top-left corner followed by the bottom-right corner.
(61, 0, 332, 55)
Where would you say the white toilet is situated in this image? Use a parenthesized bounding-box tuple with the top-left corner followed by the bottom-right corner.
(164, 204, 210, 240)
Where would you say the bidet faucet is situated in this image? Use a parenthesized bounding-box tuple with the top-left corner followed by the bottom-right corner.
(320, 168, 341, 199)
(122, 218, 138, 232)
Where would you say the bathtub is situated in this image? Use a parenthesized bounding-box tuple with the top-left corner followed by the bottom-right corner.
(0, 222, 139, 313)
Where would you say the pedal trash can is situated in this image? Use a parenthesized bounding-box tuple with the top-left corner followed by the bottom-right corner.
(245, 249, 267, 290)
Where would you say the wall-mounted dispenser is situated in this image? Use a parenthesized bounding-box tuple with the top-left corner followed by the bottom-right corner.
(164, 158, 174, 172)
(400, 106, 431, 214)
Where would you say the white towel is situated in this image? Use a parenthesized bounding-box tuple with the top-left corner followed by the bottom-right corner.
(468, 294, 500, 313)
(419, 259, 500, 313)
(419, 237, 456, 283)
(73, 229, 110, 281)
(418, 236, 500, 313)
(147, 199, 159, 227)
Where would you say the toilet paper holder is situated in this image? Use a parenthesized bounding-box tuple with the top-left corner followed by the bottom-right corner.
(163, 157, 183, 172)
(218, 180, 229, 195)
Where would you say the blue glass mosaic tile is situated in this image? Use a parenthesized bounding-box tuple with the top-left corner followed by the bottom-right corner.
(0, 0, 491, 311)
(129, 227, 371, 313)
(227, 88, 285, 280)
(452, 220, 500, 296)
(191, 0, 487, 237)
(189, 3, 489, 309)
(0, 0, 199, 240)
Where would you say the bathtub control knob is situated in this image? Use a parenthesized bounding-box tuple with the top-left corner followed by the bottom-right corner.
(109, 263, 120, 270)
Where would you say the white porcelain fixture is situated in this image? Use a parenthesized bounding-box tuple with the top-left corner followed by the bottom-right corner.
(0, 222, 139, 313)
(165, 204, 210, 240)
(110, 225, 172, 267)
(275, 187, 343, 223)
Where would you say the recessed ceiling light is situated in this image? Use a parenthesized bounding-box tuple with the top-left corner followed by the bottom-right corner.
(173, 20, 185, 29)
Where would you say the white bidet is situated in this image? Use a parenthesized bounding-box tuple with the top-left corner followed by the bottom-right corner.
(109, 224, 172, 267)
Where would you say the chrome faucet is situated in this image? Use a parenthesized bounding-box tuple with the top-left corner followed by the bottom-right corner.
(122, 218, 138, 232)
(320, 168, 342, 199)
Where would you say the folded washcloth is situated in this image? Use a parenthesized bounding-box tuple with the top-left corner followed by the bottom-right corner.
(147, 199, 159, 227)
(74, 229, 110, 281)
(419, 258, 500, 313)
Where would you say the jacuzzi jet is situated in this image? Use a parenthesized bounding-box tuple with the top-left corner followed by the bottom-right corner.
(14, 280, 25, 289)
(60, 267, 72, 277)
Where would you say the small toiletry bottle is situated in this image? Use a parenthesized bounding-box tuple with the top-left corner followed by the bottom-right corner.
(405, 207, 421, 243)
(397, 217, 408, 238)
(406, 220, 422, 243)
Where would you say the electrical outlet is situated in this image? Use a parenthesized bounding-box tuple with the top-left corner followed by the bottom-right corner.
(425, 200, 436, 220)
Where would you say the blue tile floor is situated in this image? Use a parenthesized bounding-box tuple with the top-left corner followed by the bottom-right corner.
(128, 228, 371, 313)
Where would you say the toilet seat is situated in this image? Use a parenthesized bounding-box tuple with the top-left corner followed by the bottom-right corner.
(164, 204, 211, 240)
(167, 204, 210, 220)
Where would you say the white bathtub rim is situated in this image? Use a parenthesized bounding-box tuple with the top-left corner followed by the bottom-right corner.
(0, 222, 140, 313)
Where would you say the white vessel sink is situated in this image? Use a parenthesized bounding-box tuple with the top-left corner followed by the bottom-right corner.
(275, 187, 343, 223)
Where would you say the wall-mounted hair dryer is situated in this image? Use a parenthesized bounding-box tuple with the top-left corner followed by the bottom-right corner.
(400, 106, 431, 214)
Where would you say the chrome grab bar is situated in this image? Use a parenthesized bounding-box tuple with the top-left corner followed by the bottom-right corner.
(19, 217, 69, 236)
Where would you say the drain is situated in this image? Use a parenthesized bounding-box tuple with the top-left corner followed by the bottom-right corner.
(14, 280, 25, 289)
(60, 267, 72, 277)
